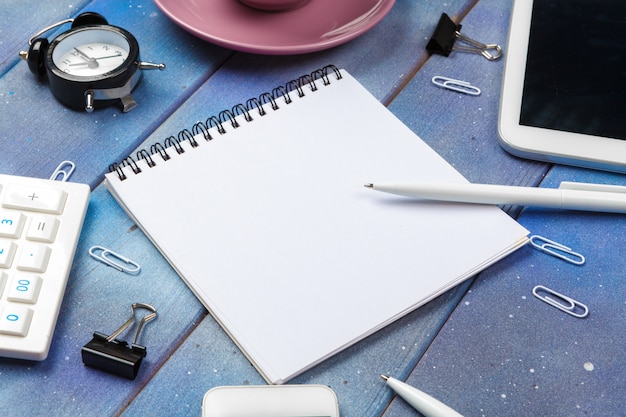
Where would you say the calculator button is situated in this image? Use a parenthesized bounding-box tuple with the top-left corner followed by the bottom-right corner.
(0, 271, 7, 295)
(16, 244, 51, 273)
(2, 184, 67, 214)
(0, 305, 34, 336)
(0, 240, 17, 269)
(7, 275, 43, 304)
(0, 210, 26, 238)
(26, 215, 60, 243)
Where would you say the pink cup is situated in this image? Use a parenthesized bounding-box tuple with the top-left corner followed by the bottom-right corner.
(238, 0, 310, 11)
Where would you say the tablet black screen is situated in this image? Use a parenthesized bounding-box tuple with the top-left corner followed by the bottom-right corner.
(520, 0, 626, 141)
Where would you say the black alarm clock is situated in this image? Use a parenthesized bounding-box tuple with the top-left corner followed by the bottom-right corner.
(19, 12, 165, 112)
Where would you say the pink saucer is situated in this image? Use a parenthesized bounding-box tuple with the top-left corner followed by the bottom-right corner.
(154, 0, 395, 54)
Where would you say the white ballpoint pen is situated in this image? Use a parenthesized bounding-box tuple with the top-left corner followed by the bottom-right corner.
(381, 375, 464, 417)
(365, 181, 626, 214)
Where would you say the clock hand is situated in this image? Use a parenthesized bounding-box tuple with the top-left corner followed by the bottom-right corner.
(73, 47, 99, 69)
(68, 59, 99, 69)
(67, 51, 125, 67)
(67, 55, 123, 69)
(73, 47, 92, 60)
(68, 55, 122, 66)
(92, 52, 123, 61)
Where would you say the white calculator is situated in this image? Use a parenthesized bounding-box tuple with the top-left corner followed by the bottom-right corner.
(0, 174, 90, 360)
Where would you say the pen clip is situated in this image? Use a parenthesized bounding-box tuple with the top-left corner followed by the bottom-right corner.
(559, 181, 626, 194)
(529, 235, 585, 265)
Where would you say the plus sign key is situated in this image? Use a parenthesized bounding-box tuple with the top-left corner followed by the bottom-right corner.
(2, 183, 67, 214)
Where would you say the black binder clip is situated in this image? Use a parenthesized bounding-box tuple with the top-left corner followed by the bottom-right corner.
(426, 13, 502, 61)
(81, 303, 157, 380)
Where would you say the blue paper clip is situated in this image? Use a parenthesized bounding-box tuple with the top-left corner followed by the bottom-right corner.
(529, 235, 585, 265)
(50, 160, 76, 182)
(431, 76, 481, 95)
(532, 285, 589, 318)
(89, 246, 141, 275)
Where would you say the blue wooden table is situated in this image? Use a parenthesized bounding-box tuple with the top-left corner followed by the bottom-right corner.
(1, 0, 624, 416)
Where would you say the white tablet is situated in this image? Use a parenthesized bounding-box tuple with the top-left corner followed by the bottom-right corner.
(202, 385, 340, 417)
(499, 0, 626, 173)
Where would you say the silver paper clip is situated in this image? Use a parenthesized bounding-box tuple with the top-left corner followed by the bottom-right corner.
(50, 160, 76, 182)
(432, 76, 481, 95)
(529, 235, 585, 265)
(532, 285, 589, 318)
(89, 245, 141, 274)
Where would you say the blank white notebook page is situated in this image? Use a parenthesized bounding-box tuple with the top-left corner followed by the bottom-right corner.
(105, 69, 529, 384)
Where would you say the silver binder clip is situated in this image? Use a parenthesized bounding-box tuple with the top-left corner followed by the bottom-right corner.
(529, 235, 585, 265)
(50, 160, 76, 181)
(89, 245, 141, 275)
(432, 76, 481, 95)
(532, 285, 589, 318)
(452, 30, 502, 61)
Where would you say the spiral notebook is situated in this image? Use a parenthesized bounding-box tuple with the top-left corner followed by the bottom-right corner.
(104, 66, 529, 384)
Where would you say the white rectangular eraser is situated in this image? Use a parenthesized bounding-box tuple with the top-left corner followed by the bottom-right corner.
(202, 384, 340, 417)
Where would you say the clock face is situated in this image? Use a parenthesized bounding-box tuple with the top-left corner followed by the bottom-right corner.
(51, 28, 130, 77)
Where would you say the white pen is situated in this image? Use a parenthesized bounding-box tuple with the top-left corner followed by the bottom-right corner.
(381, 375, 464, 417)
(365, 181, 626, 214)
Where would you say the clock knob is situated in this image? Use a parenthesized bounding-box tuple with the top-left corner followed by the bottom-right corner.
(19, 38, 49, 79)
(85, 91, 95, 113)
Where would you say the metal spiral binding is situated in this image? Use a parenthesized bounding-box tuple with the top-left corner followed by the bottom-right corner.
(108, 64, 343, 181)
